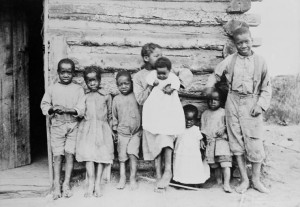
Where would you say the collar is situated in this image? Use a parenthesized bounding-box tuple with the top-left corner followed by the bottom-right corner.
(86, 88, 108, 96)
(237, 51, 254, 59)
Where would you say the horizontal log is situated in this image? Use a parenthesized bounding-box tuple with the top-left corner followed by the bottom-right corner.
(67, 46, 223, 73)
(48, 19, 227, 36)
(48, 1, 260, 26)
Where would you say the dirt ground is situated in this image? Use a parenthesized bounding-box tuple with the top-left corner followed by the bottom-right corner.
(1, 124, 300, 207)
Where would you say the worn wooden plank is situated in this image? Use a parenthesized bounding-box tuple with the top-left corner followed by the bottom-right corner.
(48, 1, 260, 26)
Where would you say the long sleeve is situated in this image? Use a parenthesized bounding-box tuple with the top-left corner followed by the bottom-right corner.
(112, 98, 118, 131)
(40, 87, 52, 116)
(133, 73, 151, 106)
(256, 61, 272, 111)
(170, 73, 181, 90)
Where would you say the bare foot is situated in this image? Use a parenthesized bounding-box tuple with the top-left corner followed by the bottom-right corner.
(62, 183, 73, 198)
(52, 184, 62, 200)
(129, 177, 138, 190)
(94, 185, 103, 197)
(235, 180, 250, 194)
(116, 176, 126, 190)
(223, 184, 233, 193)
(252, 180, 270, 193)
(155, 170, 172, 191)
(84, 182, 94, 198)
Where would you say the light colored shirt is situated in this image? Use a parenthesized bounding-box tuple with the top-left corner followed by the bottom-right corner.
(112, 92, 141, 136)
(206, 52, 272, 111)
(40, 82, 84, 123)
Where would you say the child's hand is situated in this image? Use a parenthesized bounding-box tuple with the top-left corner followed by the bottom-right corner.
(200, 140, 206, 150)
(53, 105, 65, 114)
(163, 84, 174, 95)
(250, 104, 262, 117)
(216, 127, 226, 137)
(153, 79, 159, 86)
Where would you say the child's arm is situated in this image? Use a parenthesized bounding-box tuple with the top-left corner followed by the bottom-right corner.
(106, 94, 113, 128)
(41, 87, 54, 116)
(162, 73, 179, 95)
(112, 98, 118, 141)
(133, 73, 153, 105)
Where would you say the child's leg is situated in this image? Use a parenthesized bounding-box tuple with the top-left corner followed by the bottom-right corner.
(235, 155, 250, 193)
(251, 162, 270, 193)
(222, 167, 232, 193)
(116, 161, 126, 189)
(155, 154, 162, 180)
(94, 163, 105, 197)
(62, 152, 74, 197)
(53, 155, 62, 200)
(156, 147, 173, 189)
(215, 167, 222, 185)
(129, 154, 138, 190)
(85, 161, 95, 197)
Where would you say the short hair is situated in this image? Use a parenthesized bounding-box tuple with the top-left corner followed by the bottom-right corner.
(154, 57, 172, 71)
(116, 70, 132, 83)
(141, 43, 161, 58)
(183, 104, 198, 118)
(83, 66, 101, 82)
(232, 27, 252, 41)
(57, 58, 75, 72)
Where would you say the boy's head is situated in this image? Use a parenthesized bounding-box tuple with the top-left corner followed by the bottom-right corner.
(141, 43, 162, 68)
(84, 66, 101, 92)
(233, 27, 253, 57)
(207, 88, 222, 111)
(183, 104, 198, 128)
(57, 58, 75, 85)
(154, 57, 171, 80)
(116, 71, 133, 95)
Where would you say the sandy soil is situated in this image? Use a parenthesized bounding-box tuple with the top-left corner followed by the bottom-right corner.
(1, 124, 300, 207)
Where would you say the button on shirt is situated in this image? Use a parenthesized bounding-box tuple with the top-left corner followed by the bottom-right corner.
(231, 54, 255, 94)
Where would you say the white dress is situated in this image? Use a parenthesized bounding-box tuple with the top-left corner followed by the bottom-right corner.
(142, 71, 185, 135)
(173, 126, 210, 184)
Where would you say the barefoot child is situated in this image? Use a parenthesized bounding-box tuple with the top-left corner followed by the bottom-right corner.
(75, 66, 114, 197)
(41, 58, 84, 199)
(173, 105, 210, 187)
(133, 43, 193, 190)
(201, 89, 233, 193)
(142, 57, 185, 190)
(205, 27, 271, 193)
(112, 71, 141, 190)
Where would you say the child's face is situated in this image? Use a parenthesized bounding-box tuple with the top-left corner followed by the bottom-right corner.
(234, 33, 253, 56)
(58, 63, 74, 85)
(208, 91, 221, 110)
(117, 75, 132, 95)
(86, 72, 100, 91)
(185, 111, 196, 128)
(144, 48, 162, 67)
(156, 67, 170, 80)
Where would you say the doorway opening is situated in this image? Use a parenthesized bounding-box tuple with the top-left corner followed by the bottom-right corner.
(26, 1, 47, 161)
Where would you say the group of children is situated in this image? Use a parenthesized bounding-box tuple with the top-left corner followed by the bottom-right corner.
(41, 27, 271, 200)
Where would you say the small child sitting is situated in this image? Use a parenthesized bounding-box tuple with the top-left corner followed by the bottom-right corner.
(173, 105, 210, 187)
(201, 89, 233, 193)
(112, 71, 141, 190)
(40, 58, 84, 199)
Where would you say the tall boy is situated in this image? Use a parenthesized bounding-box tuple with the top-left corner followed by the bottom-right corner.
(205, 27, 271, 193)
(41, 58, 84, 199)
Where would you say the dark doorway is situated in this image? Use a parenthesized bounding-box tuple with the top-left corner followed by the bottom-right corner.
(25, 1, 47, 160)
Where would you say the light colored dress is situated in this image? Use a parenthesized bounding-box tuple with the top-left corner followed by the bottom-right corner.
(173, 126, 210, 184)
(75, 89, 114, 163)
(142, 70, 185, 135)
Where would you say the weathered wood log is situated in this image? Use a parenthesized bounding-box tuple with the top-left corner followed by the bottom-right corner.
(227, 0, 251, 14)
(48, 1, 260, 27)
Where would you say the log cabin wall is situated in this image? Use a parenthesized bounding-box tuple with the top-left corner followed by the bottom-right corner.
(44, 0, 260, 114)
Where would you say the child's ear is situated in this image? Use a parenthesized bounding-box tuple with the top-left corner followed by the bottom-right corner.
(143, 56, 149, 62)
